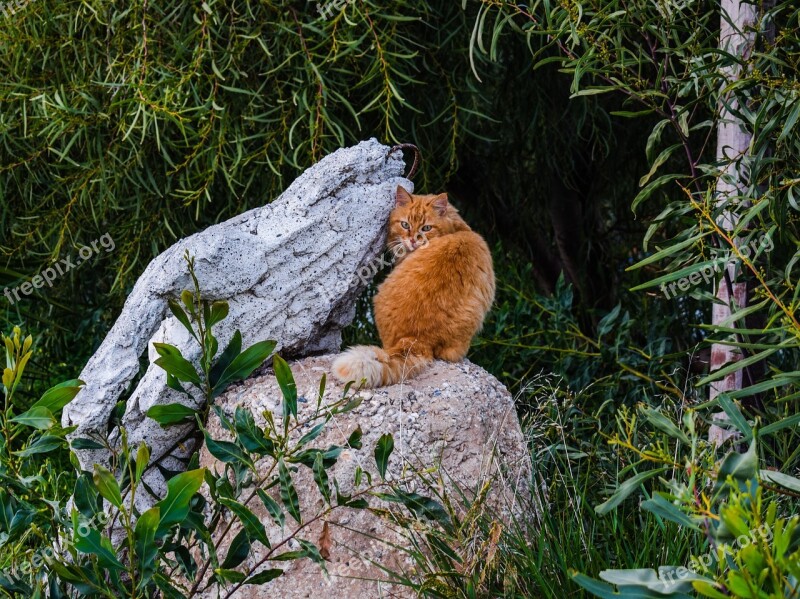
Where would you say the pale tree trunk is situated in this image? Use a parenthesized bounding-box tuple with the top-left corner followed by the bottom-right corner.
(708, 0, 758, 444)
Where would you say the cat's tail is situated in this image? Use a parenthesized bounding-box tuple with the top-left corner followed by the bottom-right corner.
(331, 345, 431, 388)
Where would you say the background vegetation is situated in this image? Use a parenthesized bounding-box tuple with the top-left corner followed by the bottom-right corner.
(0, 0, 799, 596)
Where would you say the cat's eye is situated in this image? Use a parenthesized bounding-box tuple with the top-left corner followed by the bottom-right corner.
(421, 225, 433, 232)
(400, 221, 410, 230)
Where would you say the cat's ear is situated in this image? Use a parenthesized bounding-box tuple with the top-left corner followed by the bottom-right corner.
(396, 186, 413, 207)
(432, 193, 449, 216)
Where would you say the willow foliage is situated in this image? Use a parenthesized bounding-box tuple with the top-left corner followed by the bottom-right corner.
(0, 1, 485, 364)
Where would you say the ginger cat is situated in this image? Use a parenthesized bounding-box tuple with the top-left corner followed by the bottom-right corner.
(332, 186, 495, 387)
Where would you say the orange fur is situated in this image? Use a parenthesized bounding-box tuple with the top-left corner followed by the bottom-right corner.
(332, 186, 495, 387)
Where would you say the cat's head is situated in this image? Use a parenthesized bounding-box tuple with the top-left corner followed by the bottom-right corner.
(388, 186, 457, 255)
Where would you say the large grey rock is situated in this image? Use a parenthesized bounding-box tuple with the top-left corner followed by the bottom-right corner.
(62, 139, 411, 504)
(197, 355, 533, 598)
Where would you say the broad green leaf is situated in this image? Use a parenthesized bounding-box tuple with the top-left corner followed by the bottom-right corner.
(72, 511, 124, 571)
(135, 443, 150, 483)
(210, 330, 242, 387)
(70, 438, 105, 450)
(273, 355, 297, 421)
(203, 431, 254, 468)
(31, 379, 84, 412)
(168, 299, 197, 340)
(641, 494, 699, 529)
(713, 442, 757, 498)
(219, 497, 270, 548)
(595, 468, 667, 515)
(155, 469, 206, 536)
(134, 507, 160, 584)
(10, 406, 56, 430)
(93, 464, 123, 509)
(374, 433, 394, 480)
(152, 343, 202, 386)
(234, 407, 274, 455)
(207, 301, 229, 328)
(213, 340, 277, 396)
(15, 435, 64, 457)
(760, 470, 800, 493)
(220, 529, 251, 569)
(146, 403, 197, 426)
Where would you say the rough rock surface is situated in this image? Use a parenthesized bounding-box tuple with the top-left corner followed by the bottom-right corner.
(199, 355, 532, 598)
(62, 140, 411, 504)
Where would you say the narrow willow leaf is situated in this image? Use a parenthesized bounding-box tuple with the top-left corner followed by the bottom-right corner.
(595, 468, 667, 515)
(313, 452, 331, 504)
(219, 497, 270, 548)
(278, 459, 301, 524)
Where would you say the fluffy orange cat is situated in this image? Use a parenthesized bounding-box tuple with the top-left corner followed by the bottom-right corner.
(332, 186, 495, 387)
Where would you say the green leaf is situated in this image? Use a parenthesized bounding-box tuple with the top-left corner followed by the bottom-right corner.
(758, 412, 800, 437)
(313, 452, 331, 505)
(234, 407, 274, 455)
(245, 569, 283, 585)
(716, 394, 753, 441)
(347, 426, 363, 449)
(10, 406, 56, 430)
(213, 340, 277, 396)
(31, 379, 84, 412)
(168, 299, 197, 340)
(72, 511, 124, 571)
(208, 301, 229, 328)
(70, 438, 105, 450)
(134, 507, 160, 584)
(15, 435, 64, 457)
(219, 497, 270, 548)
(760, 469, 800, 493)
(641, 494, 699, 529)
(257, 489, 285, 529)
(155, 469, 206, 537)
(210, 330, 242, 387)
(639, 407, 690, 444)
(273, 355, 297, 421)
(153, 343, 203, 386)
(278, 459, 301, 524)
(135, 443, 150, 483)
(374, 433, 394, 480)
(146, 403, 198, 426)
(632, 174, 684, 212)
(595, 468, 667, 515)
(203, 430, 254, 468)
(220, 529, 251, 569)
(713, 442, 757, 498)
(214, 569, 246, 583)
(93, 464, 123, 509)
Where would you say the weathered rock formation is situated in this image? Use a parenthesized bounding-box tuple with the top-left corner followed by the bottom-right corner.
(198, 355, 533, 598)
(62, 139, 412, 504)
